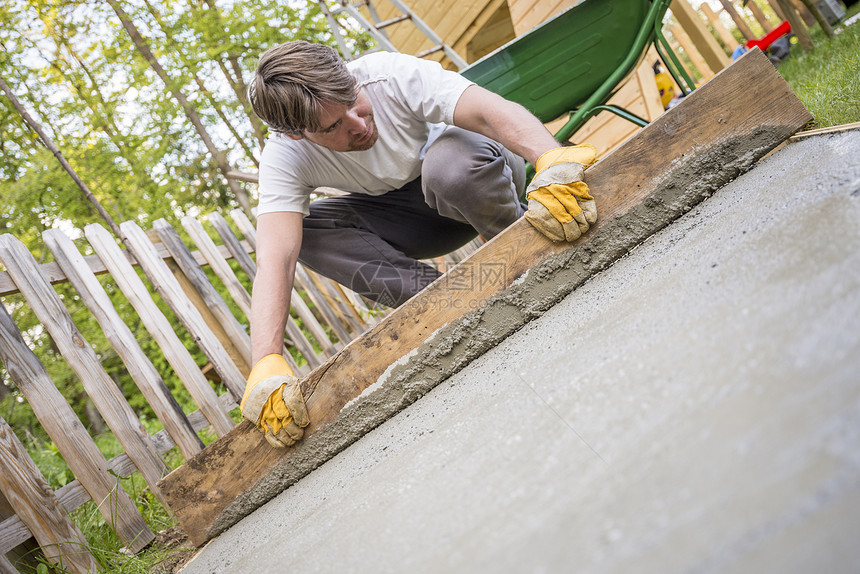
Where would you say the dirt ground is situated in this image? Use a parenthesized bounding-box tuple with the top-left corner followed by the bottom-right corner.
(149, 527, 197, 574)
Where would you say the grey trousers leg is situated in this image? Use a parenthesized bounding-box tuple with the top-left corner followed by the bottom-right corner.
(298, 128, 526, 307)
(421, 127, 526, 240)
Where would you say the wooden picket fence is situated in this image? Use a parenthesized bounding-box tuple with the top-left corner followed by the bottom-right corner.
(0, 207, 482, 572)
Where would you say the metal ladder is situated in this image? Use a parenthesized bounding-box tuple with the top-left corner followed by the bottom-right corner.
(317, 0, 468, 69)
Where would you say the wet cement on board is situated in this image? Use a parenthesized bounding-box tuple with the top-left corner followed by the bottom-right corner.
(205, 126, 793, 538)
(181, 128, 860, 574)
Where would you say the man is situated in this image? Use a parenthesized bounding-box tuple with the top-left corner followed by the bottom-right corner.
(240, 41, 598, 448)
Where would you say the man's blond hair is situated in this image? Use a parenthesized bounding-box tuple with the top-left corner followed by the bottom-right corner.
(249, 41, 356, 135)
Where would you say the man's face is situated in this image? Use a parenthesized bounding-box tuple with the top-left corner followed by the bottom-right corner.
(291, 90, 378, 152)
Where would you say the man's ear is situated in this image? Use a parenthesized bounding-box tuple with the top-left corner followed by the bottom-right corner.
(286, 133, 303, 141)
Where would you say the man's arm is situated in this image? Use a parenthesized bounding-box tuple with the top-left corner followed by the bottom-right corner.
(242, 210, 310, 449)
(453, 83, 600, 243)
(250, 211, 304, 365)
(451, 84, 559, 166)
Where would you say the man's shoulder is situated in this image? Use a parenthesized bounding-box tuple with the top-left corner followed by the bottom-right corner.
(349, 50, 412, 66)
(260, 135, 323, 174)
(348, 51, 428, 77)
(260, 134, 297, 163)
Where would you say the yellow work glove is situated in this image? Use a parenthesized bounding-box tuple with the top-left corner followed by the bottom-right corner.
(524, 144, 599, 242)
(240, 354, 310, 448)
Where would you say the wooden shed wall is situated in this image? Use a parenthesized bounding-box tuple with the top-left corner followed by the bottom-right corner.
(355, 0, 666, 156)
(357, 0, 516, 67)
(362, 1, 782, 157)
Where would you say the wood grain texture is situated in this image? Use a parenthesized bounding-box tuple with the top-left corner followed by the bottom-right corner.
(182, 215, 253, 318)
(228, 209, 357, 343)
(670, 0, 731, 72)
(85, 223, 236, 437)
(121, 221, 247, 400)
(671, 23, 714, 78)
(0, 554, 17, 573)
(789, 0, 816, 26)
(775, 0, 813, 50)
(700, 3, 739, 51)
(228, 209, 257, 251)
(334, 280, 379, 327)
(153, 219, 252, 372)
(718, 0, 756, 40)
(450, 0, 510, 63)
(509, 0, 570, 35)
(303, 268, 366, 333)
(208, 212, 256, 280)
(0, 393, 236, 554)
(0, 503, 42, 574)
(0, 301, 153, 552)
(43, 229, 203, 460)
(208, 213, 339, 356)
(294, 265, 353, 344)
(229, 208, 380, 336)
(188, 214, 323, 368)
(465, 1, 515, 62)
(288, 287, 342, 355)
(0, 417, 99, 574)
(0, 235, 251, 298)
(359, 0, 509, 67)
(747, 0, 776, 32)
(160, 50, 812, 546)
(0, 235, 169, 507)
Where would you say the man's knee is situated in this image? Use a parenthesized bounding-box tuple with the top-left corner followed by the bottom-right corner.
(422, 129, 505, 200)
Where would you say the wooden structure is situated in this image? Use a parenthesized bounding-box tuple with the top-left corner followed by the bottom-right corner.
(353, 0, 517, 68)
(1, 208, 460, 571)
(158, 49, 813, 546)
(334, 0, 820, 156)
(344, 0, 781, 157)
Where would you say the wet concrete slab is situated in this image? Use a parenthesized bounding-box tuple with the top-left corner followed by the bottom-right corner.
(183, 129, 860, 574)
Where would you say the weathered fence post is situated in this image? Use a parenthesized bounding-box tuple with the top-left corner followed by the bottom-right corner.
(670, 0, 731, 72)
(120, 221, 247, 400)
(43, 228, 204, 460)
(0, 302, 154, 552)
(84, 223, 237, 437)
(0, 417, 100, 574)
(0, 234, 169, 508)
(151, 219, 254, 378)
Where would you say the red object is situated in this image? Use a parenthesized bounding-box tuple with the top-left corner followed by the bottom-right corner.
(746, 20, 792, 51)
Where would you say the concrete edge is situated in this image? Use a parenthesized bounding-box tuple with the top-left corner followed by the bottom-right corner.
(207, 127, 791, 538)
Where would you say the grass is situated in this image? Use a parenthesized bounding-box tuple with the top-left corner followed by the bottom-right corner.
(12, 424, 223, 574)
(776, 6, 860, 128)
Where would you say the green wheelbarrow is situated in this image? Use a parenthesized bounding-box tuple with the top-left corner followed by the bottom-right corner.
(461, 0, 696, 144)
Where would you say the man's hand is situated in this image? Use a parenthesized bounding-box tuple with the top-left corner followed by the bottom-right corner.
(525, 144, 598, 242)
(241, 354, 310, 448)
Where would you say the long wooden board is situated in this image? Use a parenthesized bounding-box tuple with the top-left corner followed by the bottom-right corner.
(159, 49, 812, 546)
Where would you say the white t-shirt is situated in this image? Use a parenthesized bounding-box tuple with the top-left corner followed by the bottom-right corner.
(256, 51, 474, 216)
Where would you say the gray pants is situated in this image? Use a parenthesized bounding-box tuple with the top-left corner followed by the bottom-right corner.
(298, 128, 526, 307)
